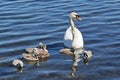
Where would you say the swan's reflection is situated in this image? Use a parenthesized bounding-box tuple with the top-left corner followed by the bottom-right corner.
(73, 49, 84, 66)
(69, 65, 77, 78)
(69, 48, 92, 77)
(23, 58, 49, 66)
(69, 48, 83, 77)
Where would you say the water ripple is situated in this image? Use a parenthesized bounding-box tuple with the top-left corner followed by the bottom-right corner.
(0, 0, 120, 80)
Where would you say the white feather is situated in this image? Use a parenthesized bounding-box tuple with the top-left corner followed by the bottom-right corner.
(64, 12, 84, 49)
(12, 59, 23, 67)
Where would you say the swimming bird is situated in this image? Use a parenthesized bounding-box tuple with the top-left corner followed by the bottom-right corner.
(23, 43, 49, 61)
(59, 48, 73, 55)
(38, 43, 48, 53)
(64, 12, 84, 50)
(12, 59, 24, 72)
(60, 12, 84, 55)
(22, 49, 39, 61)
(33, 47, 49, 59)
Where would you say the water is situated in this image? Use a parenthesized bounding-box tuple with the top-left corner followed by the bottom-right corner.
(0, 0, 120, 80)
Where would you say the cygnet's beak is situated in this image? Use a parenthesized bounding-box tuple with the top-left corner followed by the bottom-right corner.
(76, 15, 81, 21)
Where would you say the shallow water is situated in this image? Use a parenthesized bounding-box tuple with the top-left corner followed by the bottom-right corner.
(0, 0, 120, 80)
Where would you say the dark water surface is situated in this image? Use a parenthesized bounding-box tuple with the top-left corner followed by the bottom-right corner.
(0, 0, 120, 80)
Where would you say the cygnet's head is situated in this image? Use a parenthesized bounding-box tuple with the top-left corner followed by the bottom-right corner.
(39, 43, 46, 49)
(83, 51, 92, 64)
(84, 51, 92, 58)
(69, 12, 81, 20)
(12, 59, 24, 72)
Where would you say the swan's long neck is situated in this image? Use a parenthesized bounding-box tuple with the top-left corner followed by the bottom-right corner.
(70, 18, 75, 40)
(70, 18, 75, 31)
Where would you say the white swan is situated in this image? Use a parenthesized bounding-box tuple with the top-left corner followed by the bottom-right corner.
(64, 12, 84, 49)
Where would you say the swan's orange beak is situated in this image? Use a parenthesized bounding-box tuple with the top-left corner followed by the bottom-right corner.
(76, 15, 81, 21)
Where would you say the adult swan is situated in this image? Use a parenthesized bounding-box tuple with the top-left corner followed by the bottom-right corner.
(64, 12, 84, 50)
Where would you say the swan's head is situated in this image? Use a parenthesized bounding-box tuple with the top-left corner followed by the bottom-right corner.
(70, 12, 81, 20)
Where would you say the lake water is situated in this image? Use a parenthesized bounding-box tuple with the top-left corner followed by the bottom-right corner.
(0, 0, 120, 80)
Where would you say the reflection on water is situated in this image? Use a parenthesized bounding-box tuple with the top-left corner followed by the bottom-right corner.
(13, 67, 23, 73)
(69, 65, 77, 78)
(69, 48, 92, 78)
(12, 57, 50, 72)
(23, 58, 49, 67)
(0, 0, 120, 79)
(26, 60, 40, 66)
(69, 48, 84, 78)
(73, 49, 84, 67)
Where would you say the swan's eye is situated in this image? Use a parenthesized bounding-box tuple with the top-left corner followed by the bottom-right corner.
(76, 15, 80, 17)
(76, 15, 81, 21)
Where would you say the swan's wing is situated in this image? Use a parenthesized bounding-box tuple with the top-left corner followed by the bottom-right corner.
(64, 27, 73, 48)
(72, 27, 84, 49)
(64, 27, 73, 40)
